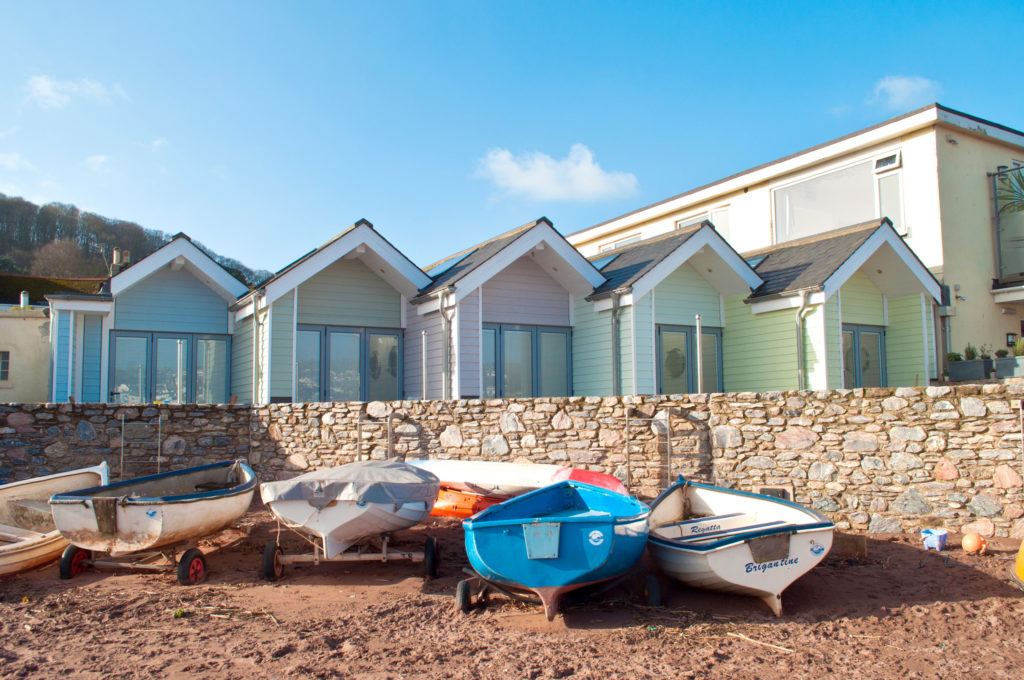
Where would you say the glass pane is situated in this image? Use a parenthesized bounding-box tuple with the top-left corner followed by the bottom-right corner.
(878, 173, 902, 233)
(296, 330, 321, 402)
(659, 330, 688, 394)
(112, 335, 149, 404)
(539, 331, 568, 397)
(774, 161, 875, 242)
(195, 338, 228, 404)
(996, 169, 1024, 280)
(859, 331, 883, 387)
(367, 333, 399, 400)
(328, 331, 361, 401)
(482, 328, 497, 398)
(154, 336, 189, 404)
(842, 331, 855, 387)
(502, 329, 533, 398)
(700, 333, 719, 392)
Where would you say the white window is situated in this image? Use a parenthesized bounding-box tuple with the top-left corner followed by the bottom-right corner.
(0, 350, 9, 382)
(599, 234, 642, 252)
(676, 207, 729, 238)
(676, 213, 708, 230)
(773, 152, 905, 242)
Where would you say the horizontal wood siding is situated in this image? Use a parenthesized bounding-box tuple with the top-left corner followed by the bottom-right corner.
(115, 266, 228, 333)
(886, 294, 927, 387)
(81, 314, 103, 402)
(722, 295, 798, 392)
(481, 255, 569, 326)
(633, 293, 654, 394)
(825, 297, 843, 389)
(840, 271, 884, 326)
(572, 298, 612, 396)
(269, 294, 294, 401)
(232, 314, 254, 404)
(618, 301, 633, 394)
(297, 258, 401, 328)
(458, 290, 481, 398)
(654, 263, 723, 327)
(404, 304, 445, 399)
(53, 310, 70, 401)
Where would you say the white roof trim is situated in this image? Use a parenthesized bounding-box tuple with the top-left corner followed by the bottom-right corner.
(261, 224, 431, 305)
(448, 222, 605, 306)
(750, 292, 826, 314)
(992, 285, 1024, 304)
(109, 237, 248, 301)
(47, 299, 114, 313)
(821, 226, 941, 303)
(628, 227, 762, 302)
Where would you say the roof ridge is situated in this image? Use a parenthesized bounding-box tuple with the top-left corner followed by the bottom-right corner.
(741, 219, 884, 258)
(422, 217, 547, 271)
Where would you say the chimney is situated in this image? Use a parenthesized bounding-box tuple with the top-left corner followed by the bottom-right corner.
(123, 250, 132, 265)
(110, 247, 123, 276)
(19, 291, 29, 308)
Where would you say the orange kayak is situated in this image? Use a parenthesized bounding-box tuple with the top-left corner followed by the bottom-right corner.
(430, 486, 504, 519)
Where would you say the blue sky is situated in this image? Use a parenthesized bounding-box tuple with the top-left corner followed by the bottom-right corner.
(2, 1, 1022, 272)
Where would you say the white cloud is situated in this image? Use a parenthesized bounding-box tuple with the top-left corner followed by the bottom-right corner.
(477, 143, 638, 202)
(25, 75, 128, 109)
(871, 75, 940, 111)
(149, 137, 169, 151)
(0, 152, 34, 172)
(84, 154, 110, 173)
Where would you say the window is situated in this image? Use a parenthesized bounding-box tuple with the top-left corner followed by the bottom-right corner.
(481, 324, 571, 397)
(426, 249, 476, 278)
(773, 153, 905, 242)
(0, 351, 9, 381)
(295, 325, 402, 402)
(591, 253, 619, 271)
(599, 234, 642, 252)
(842, 324, 886, 388)
(110, 332, 230, 404)
(656, 325, 723, 394)
(676, 213, 708, 230)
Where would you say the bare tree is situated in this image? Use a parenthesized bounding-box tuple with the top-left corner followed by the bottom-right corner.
(30, 240, 101, 277)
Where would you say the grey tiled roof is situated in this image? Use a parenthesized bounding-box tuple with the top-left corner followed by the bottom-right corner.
(745, 219, 885, 299)
(586, 224, 707, 300)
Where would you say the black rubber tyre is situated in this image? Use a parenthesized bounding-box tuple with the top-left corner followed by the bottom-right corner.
(423, 536, 440, 580)
(59, 545, 92, 580)
(642, 573, 662, 607)
(262, 541, 284, 581)
(455, 578, 472, 614)
(176, 548, 207, 585)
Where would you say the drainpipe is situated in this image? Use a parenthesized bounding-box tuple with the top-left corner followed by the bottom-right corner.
(251, 295, 260, 405)
(610, 289, 629, 395)
(436, 288, 455, 400)
(795, 290, 813, 390)
(421, 330, 428, 400)
(695, 313, 704, 393)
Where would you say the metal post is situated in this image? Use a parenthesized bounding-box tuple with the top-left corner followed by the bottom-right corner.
(624, 409, 632, 490)
(421, 330, 428, 400)
(157, 411, 162, 474)
(356, 413, 363, 461)
(665, 411, 673, 487)
(695, 313, 704, 394)
(119, 414, 126, 480)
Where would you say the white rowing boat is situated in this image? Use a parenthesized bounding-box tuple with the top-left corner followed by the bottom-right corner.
(648, 477, 834, 616)
(407, 459, 628, 498)
(0, 463, 108, 577)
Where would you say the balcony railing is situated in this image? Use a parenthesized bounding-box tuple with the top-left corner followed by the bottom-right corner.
(992, 166, 1024, 285)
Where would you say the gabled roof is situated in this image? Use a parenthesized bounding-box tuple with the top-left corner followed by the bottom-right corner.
(745, 218, 941, 303)
(0, 273, 107, 305)
(108, 232, 249, 301)
(412, 217, 605, 304)
(238, 219, 432, 307)
(586, 222, 762, 301)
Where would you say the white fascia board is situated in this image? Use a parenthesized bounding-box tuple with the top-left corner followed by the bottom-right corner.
(451, 223, 605, 306)
(993, 287, 1024, 303)
(750, 292, 825, 314)
(234, 300, 256, 321)
(822, 227, 942, 303)
(416, 295, 443, 315)
(48, 299, 114, 313)
(592, 293, 634, 313)
(263, 225, 431, 306)
(568, 108, 941, 246)
(110, 237, 248, 301)
(937, 109, 1024, 149)
(629, 227, 762, 302)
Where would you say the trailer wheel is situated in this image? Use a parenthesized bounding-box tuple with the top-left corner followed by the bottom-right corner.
(59, 545, 91, 580)
(455, 578, 473, 614)
(262, 541, 284, 581)
(642, 573, 662, 607)
(423, 536, 440, 580)
(177, 548, 207, 585)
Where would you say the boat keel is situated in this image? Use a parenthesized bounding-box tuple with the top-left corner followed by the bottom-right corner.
(761, 592, 782, 617)
(533, 587, 564, 621)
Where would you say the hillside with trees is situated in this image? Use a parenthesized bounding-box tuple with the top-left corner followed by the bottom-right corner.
(0, 192, 270, 286)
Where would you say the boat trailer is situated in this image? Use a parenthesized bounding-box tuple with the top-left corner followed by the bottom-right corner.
(59, 542, 210, 585)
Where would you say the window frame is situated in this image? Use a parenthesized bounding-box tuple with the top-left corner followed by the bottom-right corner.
(481, 323, 572, 398)
(655, 324, 724, 394)
(296, 323, 404, 402)
(108, 330, 231, 404)
(0, 349, 10, 383)
(841, 323, 887, 388)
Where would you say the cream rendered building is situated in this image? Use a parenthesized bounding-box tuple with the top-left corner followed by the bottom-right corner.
(568, 104, 1024, 371)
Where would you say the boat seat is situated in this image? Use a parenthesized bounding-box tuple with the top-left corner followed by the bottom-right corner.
(0, 522, 45, 542)
(672, 519, 791, 544)
(656, 513, 756, 540)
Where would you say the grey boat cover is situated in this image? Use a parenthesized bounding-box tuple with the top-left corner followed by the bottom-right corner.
(260, 460, 440, 510)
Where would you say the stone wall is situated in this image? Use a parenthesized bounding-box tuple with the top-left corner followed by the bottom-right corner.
(2, 383, 1023, 538)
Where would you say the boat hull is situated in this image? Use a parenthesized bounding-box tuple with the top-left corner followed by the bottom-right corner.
(409, 459, 628, 498)
(429, 486, 503, 519)
(50, 461, 256, 556)
(0, 463, 109, 576)
(464, 481, 649, 619)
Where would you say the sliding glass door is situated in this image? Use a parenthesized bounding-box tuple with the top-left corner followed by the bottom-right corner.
(296, 325, 402, 402)
(481, 324, 571, 398)
(154, 335, 190, 404)
(656, 325, 723, 394)
(111, 333, 150, 404)
(110, 331, 230, 404)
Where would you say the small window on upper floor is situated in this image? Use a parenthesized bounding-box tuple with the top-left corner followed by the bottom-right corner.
(874, 151, 901, 173)
(598, 234, 642, 252)
(0, 351, 9, 382)
(676, 213, 708, 231)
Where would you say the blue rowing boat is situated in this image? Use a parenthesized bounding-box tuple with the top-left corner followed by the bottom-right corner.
(462, 480, 650, 619)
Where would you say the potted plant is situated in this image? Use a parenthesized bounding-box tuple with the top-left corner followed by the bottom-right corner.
(996, 338, 1024, 378)
(947, 344, 989, 382)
